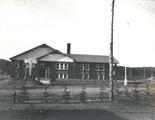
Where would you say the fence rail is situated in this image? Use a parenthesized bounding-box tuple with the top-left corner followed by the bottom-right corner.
(8, 80, 155, 105)
(12, 84, 110, 104)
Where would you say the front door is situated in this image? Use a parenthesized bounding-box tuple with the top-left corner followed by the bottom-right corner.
(38, 64, 49, 79)
(39, 66, 46, 78)
(45, 67, 49, 79)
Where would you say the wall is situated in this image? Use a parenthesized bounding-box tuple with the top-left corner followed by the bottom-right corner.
(11, 61, 112, 80)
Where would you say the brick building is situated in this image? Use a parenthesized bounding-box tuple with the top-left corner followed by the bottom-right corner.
(10, 43, 119, 81)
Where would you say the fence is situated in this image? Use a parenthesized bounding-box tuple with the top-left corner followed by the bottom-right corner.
(12, 84, 110, 104)
(13, 80, 110, 103)
(10, 80, 155, 105)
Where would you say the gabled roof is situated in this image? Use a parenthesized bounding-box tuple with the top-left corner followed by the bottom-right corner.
(68, 54, 119, 64)
(10, 43, 119, 64)
(37, 50, 74, 62)
(10, 44, 55, 61)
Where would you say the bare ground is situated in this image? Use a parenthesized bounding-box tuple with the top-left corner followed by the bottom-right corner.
(0, 78, 155, 120)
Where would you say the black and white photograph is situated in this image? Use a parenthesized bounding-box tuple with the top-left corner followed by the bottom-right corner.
(0, 0, 155, 120)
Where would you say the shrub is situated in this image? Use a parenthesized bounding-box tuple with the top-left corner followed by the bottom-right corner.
(79, 86, 87, 103)
(17, 86, 29, 102)
(62, 86, 71, 102)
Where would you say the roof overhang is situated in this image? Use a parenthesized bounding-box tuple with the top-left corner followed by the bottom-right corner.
(38, 52, 74, 63)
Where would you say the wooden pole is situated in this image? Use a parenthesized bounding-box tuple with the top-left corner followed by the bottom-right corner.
(124, 66, 128, 87)
(109, 0, 115, 101)
(143, 67, 146, 79)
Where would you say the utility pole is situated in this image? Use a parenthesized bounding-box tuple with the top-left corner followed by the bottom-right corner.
(109, 0, 115, 101)
(143, 67, 146, 79)
(124, 66, 128, 87)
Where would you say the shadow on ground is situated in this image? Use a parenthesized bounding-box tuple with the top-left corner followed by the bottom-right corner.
(0, 109, 127, 120)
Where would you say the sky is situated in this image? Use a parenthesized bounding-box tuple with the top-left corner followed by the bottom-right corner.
(0, 0, 155, 67)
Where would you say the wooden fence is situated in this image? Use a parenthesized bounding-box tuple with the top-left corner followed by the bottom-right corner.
(9, 80, 155, 105)
(12, 84, 110, 104)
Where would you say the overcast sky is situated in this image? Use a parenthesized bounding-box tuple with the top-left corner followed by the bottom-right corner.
(0, 0, 155, 67)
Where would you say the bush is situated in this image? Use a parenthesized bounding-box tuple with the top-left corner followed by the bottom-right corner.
(62, 86, 71, 102)
(79, 86, 87, 103)
(17, 86, 29, 102)
(98, 87, 109, 101)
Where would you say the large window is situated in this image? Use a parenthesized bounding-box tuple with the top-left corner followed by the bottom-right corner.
(81, 71, 89, 80)
(56, 63, 69, 70)
(95, 71, 105, 80)
(57, 73, 68, 79)
(95, 64, 105, 71)
(80, 64, 89, 71)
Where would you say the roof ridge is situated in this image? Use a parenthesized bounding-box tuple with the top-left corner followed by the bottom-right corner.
(38, 50, 76, 61)
(10, 43, 55, 60)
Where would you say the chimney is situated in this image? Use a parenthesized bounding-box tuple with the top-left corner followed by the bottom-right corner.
(67, 43, 71, 54)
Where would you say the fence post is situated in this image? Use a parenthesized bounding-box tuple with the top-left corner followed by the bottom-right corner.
(12, 91, 16, 104)
(45, 84, 47, 103)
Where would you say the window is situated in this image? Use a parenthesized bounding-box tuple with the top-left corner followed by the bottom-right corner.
(57, 73, 68, 79)
(81, 71, 85, 79)
(60, 74, 63, 79)
(64, 63, 68, 69)
(56, 63, 59, 69)
(23, 63, 28, 68)
(60, 63, 63, 69)
(85, 64, 89, 71)
(95, 64, 100, 71)
(100, 65, 105, 71)
(100, 71, 105, 79)
(81, 72, 89, 80)
(81, 74, 85, 79)
(95, 71, 105, 80)
(80, 64, 89, 71)
(95, 64, 105, 71)
(95, 73, 100, 80)
(85, 71, 89, 79)
(100, 75, 105, 79)
(56, 63, 69, 70)
(80, 64, 84, 70)
(80, 64, 90, 79)
(97, 75, 100, 80)
(64, 74, 68, 79)
(85, 74, 89, 79)
(15, 63, 19, 68)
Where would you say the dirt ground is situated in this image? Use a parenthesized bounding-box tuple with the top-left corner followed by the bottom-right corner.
(0, 102, 154, 120)
(0, 78, 155, 120)
(0, 108, 154, 120)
